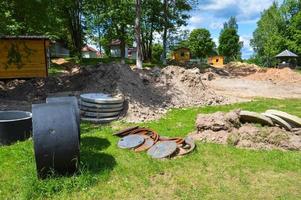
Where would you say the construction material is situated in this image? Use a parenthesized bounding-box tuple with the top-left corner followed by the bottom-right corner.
(80, 93, 124, 104)
(32, 102, 80, 179)
(117, 135, 145, 149)
(147, 141, 178, 159)
(80, 93, 124, 123)
(114, 126, 195, 159)
(265, 109, 301, 127)
(262, 112, 293, 131)
(240, 110, 274, 126)
(0, 111, 32, 145)
(46, 96, 80, 126)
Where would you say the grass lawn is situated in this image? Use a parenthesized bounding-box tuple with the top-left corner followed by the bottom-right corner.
(0, 99, 301, 200)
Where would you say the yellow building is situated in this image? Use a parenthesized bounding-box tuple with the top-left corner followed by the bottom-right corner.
(172, 47, 191, 63)
(208, 55, 224, 67)
(0, 36, 50, 79)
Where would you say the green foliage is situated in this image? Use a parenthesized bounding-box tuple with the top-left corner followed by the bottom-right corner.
(250, 0, 301, 66)
(218, 17, 241, 63)
(151, 44, 163, 63)
(188, 28, 215, 59)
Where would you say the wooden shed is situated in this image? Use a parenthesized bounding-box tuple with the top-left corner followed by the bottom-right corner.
(208, 55, 224, 67)
(172, 47, 191, 63)
(0, 36, 50, 79)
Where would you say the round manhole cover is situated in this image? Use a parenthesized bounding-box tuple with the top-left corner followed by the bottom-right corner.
(80, 93, 124, 104)
(118, 135, 145, 149)
(147, 141, 177, 159)
(135, 135, 155, 152)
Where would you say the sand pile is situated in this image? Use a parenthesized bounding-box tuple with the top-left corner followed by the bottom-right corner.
(245, 67, 301, 84)
(190, 110, 301, 151)
(0, 64, 229, 122)
(224, 62, 260, 76)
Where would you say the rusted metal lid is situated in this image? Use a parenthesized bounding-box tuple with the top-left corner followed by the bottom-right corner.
(118, 135, 145, 149)
(134, 135, 155, 152)
(147, 141, 177, 159)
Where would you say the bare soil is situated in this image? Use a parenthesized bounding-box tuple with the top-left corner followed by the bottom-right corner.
(190, 110, 301, 151)
(0, 64, 233, 122)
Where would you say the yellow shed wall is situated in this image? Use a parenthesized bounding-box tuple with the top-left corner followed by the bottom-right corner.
(172, 49, 190, 63)
(0, 39, 48, 79)
(208, 56, 224, 67)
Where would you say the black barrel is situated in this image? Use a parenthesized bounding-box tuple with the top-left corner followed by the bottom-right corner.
(0, 111, 32, 145)
(32, 102, 80, 178)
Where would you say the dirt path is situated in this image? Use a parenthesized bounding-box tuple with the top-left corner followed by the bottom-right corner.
(207, 77, 301, 100)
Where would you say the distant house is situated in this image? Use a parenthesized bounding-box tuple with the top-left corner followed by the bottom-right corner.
(128, 47, 137, 60)
(81, 45, 99, 58)
(110, 39, 128, 58)
(0, 36, 50, 79)
(208, 55, 224, 67)
(172, 47, 191, 63)
(50, 40, 70, 58)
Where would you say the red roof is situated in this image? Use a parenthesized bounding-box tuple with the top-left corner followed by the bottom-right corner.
(81, 45, 98, 52)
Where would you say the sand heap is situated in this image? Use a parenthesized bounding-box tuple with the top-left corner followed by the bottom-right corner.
(0, 64, 229, 122)
(245, 67, 301, 84)
(223, 62, 260, 76)
(190, 110, 301, 151)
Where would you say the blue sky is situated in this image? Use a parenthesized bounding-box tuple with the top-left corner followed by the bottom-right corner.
(186, 0, 277, 59)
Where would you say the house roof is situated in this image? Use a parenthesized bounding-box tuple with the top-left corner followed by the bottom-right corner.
(82, 45, 98, 52)
(275, 50, 298, 58)
(0, 35, 49, 40)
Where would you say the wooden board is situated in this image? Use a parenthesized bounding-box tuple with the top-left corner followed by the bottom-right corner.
(0, 39, 48, 78)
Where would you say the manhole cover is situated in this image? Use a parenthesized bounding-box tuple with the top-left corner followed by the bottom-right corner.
(118, 135, 145, 149)
(80, 93, 124, 104)
(147, 141, 177, 159)
(134, 135, 155, 152)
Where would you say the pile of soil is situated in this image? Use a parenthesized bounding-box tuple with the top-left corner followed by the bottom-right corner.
(224, 62, 260, 76)
(245, 67, 301, 84)
(190, 110, 301, 151)
(0, 64, 229, 122)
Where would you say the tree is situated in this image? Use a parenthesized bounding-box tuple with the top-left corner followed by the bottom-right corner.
(218, 28, 241, 62)
(218, 16, 241, 62)
(250, 2, 287, 66)
(135, 0, 143, 69)
(152, 43, 163, 63)
(161, 0, 192, 65)
(188, 28, 215, 59)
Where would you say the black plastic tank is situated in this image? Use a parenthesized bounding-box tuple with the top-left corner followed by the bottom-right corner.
(0, 111, 32, 145)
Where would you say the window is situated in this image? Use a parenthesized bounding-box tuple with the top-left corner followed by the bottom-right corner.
(216, 59, 219, 62)
(180, 52, 185, 57)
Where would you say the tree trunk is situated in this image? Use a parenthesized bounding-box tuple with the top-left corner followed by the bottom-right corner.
(162, 0, 168, 65)
(135, 0, 143, 69)
(120, 26, 126, 64)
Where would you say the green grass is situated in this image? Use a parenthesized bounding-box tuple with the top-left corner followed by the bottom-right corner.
(1, 99, 301, 200)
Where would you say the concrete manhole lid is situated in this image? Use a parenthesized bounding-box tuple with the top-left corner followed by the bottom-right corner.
(265, 109, 301, 127)
(118, 135, 145, 149)
(80, 93, 124, 104)
(240, 110, 274, 126)
(81, 111, 120, 118)
(262, 112, 293, 131)
(147, 141, 177, 159)
(81, 116, 119, 123)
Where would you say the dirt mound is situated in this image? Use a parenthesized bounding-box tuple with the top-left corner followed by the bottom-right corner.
(245, 67, 301, 84)
(0, 64, 229, 122)
(224, 62, 260, 76)
(191, 110, 301, 151)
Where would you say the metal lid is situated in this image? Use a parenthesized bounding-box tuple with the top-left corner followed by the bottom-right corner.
(147, 141, 177, 159)
(118, 135, 145, 149)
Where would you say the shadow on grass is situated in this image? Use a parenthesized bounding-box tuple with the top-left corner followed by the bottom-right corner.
(81, 136, 110, 151)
